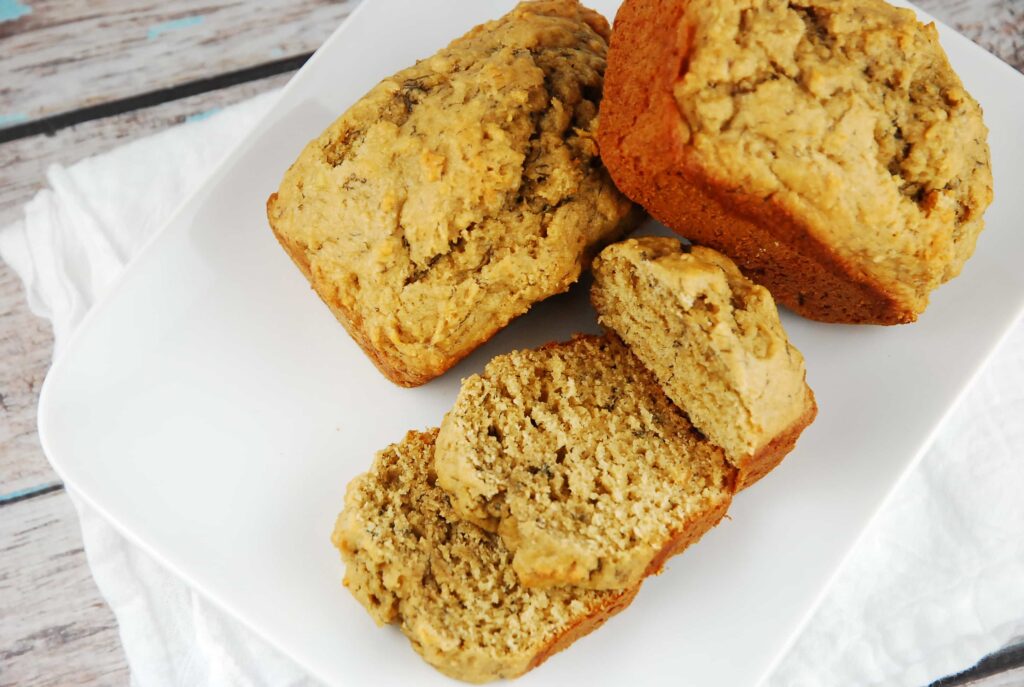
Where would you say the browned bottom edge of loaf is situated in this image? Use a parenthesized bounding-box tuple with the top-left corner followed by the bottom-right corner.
(736, 392, 818, 490)
(266, 197, 643, 388)
(641, 485, 734, 579)
(640, 167, 914, 326)
(267, 193, 434, 388)
(525, 584, 640, 675)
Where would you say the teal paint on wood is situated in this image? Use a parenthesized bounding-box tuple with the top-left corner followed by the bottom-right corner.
(0, 0, 31, 23)
(0, 481, 62, 506)
(0, 113, 29, 127)
(185, 106, 222, 123)
(147, 14, 205, 40)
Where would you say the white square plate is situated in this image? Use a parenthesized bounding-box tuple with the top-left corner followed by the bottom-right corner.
(38, 1, 1024, 685)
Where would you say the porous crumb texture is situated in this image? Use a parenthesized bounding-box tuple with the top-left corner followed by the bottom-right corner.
(268, 0, 637, 386)
(598, 0, 993, 324)
(332, 429, 637, 684)
(435, 335, 735, 590)
(591, 238, 816, 488)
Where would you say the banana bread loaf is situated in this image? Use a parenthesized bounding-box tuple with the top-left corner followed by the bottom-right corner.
(268, 0, 636, 386)
(598, 0, 993, 324)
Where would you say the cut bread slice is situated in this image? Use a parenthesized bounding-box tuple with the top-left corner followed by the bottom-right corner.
(435, 335, 735, 590)
(332, 429, 637, 683)
(591, 237, 816, 489)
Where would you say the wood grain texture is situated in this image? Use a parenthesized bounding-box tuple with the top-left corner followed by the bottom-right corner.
(0, 260, 54, 502)
(0, 72, 291, 500)
(967, 667, 1024, 687)
(0, 489, 130, 687)
(915, 0, 1024, 71)
(0, 71, 292, 230)
(0, 0, 355, 129)
(932, 642, 1024, 687)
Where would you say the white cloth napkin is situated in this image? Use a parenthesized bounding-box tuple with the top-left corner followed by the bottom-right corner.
(2, 91, 1023, 687)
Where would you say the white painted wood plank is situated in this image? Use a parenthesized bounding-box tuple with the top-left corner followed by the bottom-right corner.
(0, 261, 54, 500)
(0, 71, 292, 498)
(0, 0, 355, 127)
(0, 489, 130, 687)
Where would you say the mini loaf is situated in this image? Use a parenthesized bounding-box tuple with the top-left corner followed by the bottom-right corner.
(268, 0, 636, 386)
(591, 237, 816, 489)
(598, 0, 993, 324)
(332, 429, 638, 683)
(434, 335, 735, 590)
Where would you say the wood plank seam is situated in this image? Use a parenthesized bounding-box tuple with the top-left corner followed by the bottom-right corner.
(0, 0, 357, 130)
(929, 642, 1024, 686)
(0, 489, 131, 686)
(0, 481, 64, 507)
(0, 52, 311, 145)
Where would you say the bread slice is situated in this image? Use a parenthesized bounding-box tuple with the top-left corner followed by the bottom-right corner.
(598, 0, 992, 324)
(333, 429, 637, 683)
(434, 335, 735, 590)
(267, 0, 637, 387)
(591, 237, 816, 489)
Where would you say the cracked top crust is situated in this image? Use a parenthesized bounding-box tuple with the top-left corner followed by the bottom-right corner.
(672, 0, 992, 315)
(267, 0, 635, 386)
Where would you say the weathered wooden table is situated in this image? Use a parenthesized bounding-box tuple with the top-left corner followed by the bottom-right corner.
(1, 1, 1021, 685)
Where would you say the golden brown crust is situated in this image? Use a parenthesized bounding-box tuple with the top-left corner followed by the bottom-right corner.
(270, 193, 640, 387)
(525, 583, 640, 674)
(735, 393, 818, 490)
(268, 1, 638, 387)
(597, 0, 980, 324)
